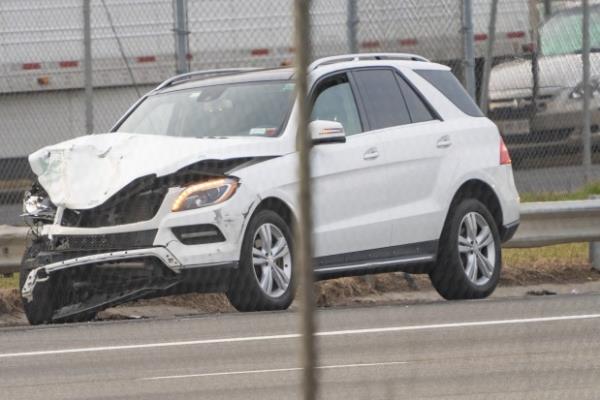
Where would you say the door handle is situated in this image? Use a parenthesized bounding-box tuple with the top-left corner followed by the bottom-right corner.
(436, 135, 452, 149)
(363, 147, 379, 160)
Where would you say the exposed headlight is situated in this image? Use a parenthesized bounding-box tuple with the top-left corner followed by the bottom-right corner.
(570, 78, 600, 99)
(22, 191, 54, 217)
(171, 177, 238, 212)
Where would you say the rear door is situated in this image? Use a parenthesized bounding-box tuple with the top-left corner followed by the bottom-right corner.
(351, 68, 455, 249)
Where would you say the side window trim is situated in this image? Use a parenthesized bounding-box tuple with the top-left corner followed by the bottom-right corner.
(346, 71, 371, 132)
(392, 70, 443, 122)
(309, 70, 367, 134)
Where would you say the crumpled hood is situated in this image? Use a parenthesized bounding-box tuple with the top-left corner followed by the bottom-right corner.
(489, 53, 600, 100)
(29, 133, 290, 210)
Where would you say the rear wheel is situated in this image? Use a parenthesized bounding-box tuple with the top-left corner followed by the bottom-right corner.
(227, 210, 295, 311)
(429, 199, 501, 300)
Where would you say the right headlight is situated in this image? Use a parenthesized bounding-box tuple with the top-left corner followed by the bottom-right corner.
(171, 177, 239, 212)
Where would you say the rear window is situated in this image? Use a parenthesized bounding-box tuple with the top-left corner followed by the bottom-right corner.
(415, 70, 484, 117)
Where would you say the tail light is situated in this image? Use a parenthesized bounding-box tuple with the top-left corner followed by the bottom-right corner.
(500, 136, 512, 165)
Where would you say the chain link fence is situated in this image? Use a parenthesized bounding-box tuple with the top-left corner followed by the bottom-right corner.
(0, 1, 598, 397)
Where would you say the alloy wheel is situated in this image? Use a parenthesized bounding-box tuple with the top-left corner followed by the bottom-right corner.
(457, 212, 496, 286)
(252, 223, 292, 297)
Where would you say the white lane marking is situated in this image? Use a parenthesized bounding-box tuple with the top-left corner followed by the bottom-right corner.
(2, 313, 600, 359)
(140, 361, 408, 381)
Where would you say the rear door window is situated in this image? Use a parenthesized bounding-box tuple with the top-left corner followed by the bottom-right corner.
(394, 75, 436, 123)
(352, 69, 411, 130)
(415, 69, 484, 117)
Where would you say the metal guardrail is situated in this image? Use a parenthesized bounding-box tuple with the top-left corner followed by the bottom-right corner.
(506, 199, 600, 248)
(0, 225, 28, 276)
(2, 199, 600, 275)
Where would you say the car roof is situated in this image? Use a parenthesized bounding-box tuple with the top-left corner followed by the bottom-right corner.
(155, 54, 449, 94)
(158, 67, 295, 94)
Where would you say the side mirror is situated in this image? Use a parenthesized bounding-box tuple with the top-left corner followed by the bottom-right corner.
(309, 120, 346, 144)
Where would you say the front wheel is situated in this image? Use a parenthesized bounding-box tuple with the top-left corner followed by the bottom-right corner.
(429, 199, 502, 300)
(227, 210, 295, 311)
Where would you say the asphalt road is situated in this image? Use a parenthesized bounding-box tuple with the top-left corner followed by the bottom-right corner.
(1, 294, 600, 400)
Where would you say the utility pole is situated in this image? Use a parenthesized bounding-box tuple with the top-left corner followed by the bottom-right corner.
(174, 0, 190, 74)
(347, 0, 358, 53)
(583, 0, 592, 183)
(529, 0, 541, 124)
(83, 0, 93, 135)
(462, 0, 476, 99)
(293, 1, 317, 400)
(544, 0, 552, 18)
(479, 0, 499, 112)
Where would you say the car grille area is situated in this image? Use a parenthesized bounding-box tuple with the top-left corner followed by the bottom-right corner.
(48, 230, 158, 253)
(62, 186, 167, 228)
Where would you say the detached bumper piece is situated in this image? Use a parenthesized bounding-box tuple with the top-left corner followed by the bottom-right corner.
(23, 252, 182, 323)
(21, 229, 184, 323)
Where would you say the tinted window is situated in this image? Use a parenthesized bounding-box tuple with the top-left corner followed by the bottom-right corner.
(311, 74, 362, 136)
(415, 70, 484, 117)
(395, 75, 435, 123)
(353, 69, 411, 130)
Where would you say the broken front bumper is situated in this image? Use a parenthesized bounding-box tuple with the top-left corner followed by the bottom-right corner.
(22, 185, 257, 301)
(21, 247, 181, 302)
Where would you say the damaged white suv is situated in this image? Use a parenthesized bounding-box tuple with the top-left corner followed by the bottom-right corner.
(20, 54, 520, 324)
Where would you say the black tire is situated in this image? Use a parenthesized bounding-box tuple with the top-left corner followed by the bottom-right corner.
(19, 239, 57, 325)
(226, 210, 295, 311)
(429, 198, 502, 300)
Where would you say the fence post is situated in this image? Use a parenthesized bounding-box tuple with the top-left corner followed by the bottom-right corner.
(527, 0, 540, 125)
(479, 0, 499, 113)
(83, 0, 93, 135)
(461, 0, 476, 99)
(582, 0, 592, 184)
(293, 1, 317, 400)
(174, 0, 190, 74)
(347, 0, 358, 53)
(543, 0, 552, 18)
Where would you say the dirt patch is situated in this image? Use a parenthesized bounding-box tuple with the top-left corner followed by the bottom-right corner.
(501, 261, 600, 286)
(0, 289, 21, 315)
(130, 292, 235, 314)
(0, 289, 26, 326)
(315, 273, 428, 307)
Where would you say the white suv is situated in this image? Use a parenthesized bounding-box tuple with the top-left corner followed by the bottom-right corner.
(20, 53, 520, 324)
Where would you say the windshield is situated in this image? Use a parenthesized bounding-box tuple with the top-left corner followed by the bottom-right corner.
(116, 80, 295, 138)
(540, 6, 600, 56)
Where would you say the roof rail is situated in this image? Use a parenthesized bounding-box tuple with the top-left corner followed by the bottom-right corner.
(153, 68, 259, 91)
(309, 53, 430, 71)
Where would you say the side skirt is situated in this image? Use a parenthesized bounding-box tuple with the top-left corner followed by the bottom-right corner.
(314, 240, 438, 281)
